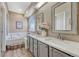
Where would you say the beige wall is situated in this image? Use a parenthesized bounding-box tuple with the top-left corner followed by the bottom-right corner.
(9, 12, 28, 33)
(35, 2, 79, 42)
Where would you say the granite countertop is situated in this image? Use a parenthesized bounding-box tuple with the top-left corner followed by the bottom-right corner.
(28, 34, 79, 57)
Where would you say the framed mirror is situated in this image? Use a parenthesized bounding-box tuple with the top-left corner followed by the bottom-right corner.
(51, 2, 78, 34)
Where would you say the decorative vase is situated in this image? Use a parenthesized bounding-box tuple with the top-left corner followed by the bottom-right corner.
(41, 30, 47, 36)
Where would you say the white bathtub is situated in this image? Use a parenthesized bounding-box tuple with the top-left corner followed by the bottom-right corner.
(5, 32, 27, 46)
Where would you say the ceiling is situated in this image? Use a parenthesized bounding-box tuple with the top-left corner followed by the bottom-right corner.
(7, 2, 45, 16)
(7, 2, 32, 14)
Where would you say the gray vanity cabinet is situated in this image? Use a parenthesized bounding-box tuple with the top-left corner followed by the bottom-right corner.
(38, 41, 48, 57)
(27, 35, 72, 57)
(33, 39, 38, 57)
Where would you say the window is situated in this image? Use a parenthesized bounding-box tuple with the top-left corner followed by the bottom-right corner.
(29, 16, 36, 32)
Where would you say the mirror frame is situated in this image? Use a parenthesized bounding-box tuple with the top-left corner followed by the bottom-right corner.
(54, 2, 72, 31)
(51, 2, 78, 34)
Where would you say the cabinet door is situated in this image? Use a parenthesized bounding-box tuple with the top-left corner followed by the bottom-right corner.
(29, 37, 33, 53)
(33, 39, 38, 57)
(27, 36, 30, 49)
(38, 41, 48, 57)
(49, 46, 53, 57)
(53, 48, 71, 57)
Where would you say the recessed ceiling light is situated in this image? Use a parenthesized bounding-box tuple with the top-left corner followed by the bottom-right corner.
(18, 9, 22, 11)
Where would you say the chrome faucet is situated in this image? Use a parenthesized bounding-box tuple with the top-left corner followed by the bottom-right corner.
(57, 33, 63, 40)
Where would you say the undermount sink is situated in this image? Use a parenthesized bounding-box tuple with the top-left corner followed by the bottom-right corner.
(35, 35, 42, 37)
(45, 38, 53, 41)
(45, 37, 57, 41)
(45, 37, 66, 43)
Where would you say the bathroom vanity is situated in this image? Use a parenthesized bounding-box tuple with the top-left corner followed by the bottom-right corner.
(27, 2, 79, 57)
(27, 34, 79, 57)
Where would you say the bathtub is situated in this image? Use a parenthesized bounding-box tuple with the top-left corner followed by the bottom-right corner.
(5, 32, 27, 46)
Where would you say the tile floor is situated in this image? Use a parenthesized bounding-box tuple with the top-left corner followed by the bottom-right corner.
(4, 48, 32, 57)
